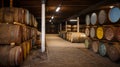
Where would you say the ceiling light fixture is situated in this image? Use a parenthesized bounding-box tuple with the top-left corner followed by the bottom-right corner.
(49, 20, 52, 22)
(51, 16, 54, 19)
(69, 19, 77, 22)
(56, 6, 61, 12)
(110, 6, 114, 8)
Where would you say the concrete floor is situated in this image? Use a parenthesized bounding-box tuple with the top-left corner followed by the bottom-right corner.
(21, 34, 120, 67)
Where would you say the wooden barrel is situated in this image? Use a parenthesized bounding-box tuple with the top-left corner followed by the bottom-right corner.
(10, 46, 23, 66)
(108, 42, 120, 62)
(90, 27, 96, 39)
(70, 32, 87, 43)
(108, 7, 120, 23)
(21, 25, 27, 41)
(36, 31, 41, 40)
(34, 18, 38, 28)
(30, 28, 37, 38)
(98, 10, 107, 24)
(70, 32, 80, 43)
(79, 33, 87, 43)
(104, 26, 116, 41)
(84, 38, 92, 49)
(24, 9, 30, 25)
(21, 42, 27, 60)
(99, 42, 109, 56)
(0, 24, 22, 44)
(32, 37, 36, 46)
(0, 8, 26, 24)
(91, 41, 99, 53)
(13, 8, 19, 23)
(96, 26, 104, 39)
(26, 27, 31, 40)
(91, 12, 97, 25)
(35, 40, 41, 47)
(116, 27, 120, 41)
(0, 46, 11, 66)
(85, 27, 90, 37)
(29, 14, 34, 26)
(0, 46, 23, 66)
(26, 41, 30, 55)
(0, 8, 4, 22)
(3, 8, 14, 23)
(85, 15, 90, 25)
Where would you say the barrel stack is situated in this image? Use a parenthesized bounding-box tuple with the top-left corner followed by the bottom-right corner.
(84, 6, 120, 62)
(0, 7, 39, 66)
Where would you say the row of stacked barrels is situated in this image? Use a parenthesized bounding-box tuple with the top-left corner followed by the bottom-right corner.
(66, 32, 87, 43)
(0, 7, 39, 66)
(66, 25, 85, 32)
(0, 7, 38, 27)
(84, 6, 120, 62)
(66, 25, 77, 32)
(59, 31, 87, 43)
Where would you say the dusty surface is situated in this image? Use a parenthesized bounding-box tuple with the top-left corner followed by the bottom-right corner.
(21, 34, 120, 67)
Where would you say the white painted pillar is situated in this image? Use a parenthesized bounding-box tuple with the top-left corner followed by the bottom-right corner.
(77, 17, 80, 32)
(41, 0, 46, 52)
(66, 21, 67, 32)
(60, 23, 62, 31)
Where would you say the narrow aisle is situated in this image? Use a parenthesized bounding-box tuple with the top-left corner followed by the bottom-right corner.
(21, 34, 120, 67)
(40, 34, 120, 67)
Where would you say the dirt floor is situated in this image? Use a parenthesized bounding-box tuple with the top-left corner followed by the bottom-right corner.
(21, 34, 120, 67)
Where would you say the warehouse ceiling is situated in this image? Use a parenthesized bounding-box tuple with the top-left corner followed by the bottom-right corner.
(0, 0, 119, 24)
(19, 0, 103, 23)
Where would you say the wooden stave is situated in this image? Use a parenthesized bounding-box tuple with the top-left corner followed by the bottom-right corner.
(14, 46, 23, 66)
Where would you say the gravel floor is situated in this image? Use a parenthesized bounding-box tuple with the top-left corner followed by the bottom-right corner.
(21, 34, 120, 67)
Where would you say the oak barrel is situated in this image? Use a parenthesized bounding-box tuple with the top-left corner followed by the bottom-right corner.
(70, 32, 87, 43)
(108, 7, 120, 23)
(9, 46, 23, 66)
(99, 42, 109, 56)
(85, 15, 90, 25)
(108, 42, 120, 62)
(90, 27, 96, 39)
(91, 41, 99, 53)
(21, 42, 27, 60)
(91, 12, 97, 25)
(26, 41, 30, 55)
(0, 46, 23, 66)
(0, 24, 22, 44)
(98, 10, 107, 24)
(96, 26, 104, 39)
(24, 9, 30, 25)
(84, 38, 92, 49)
(104, 26, 116, 41)
(85, 27, 90, 37)
(116, 27, 120, 41)
(0, 46, 11, 66)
